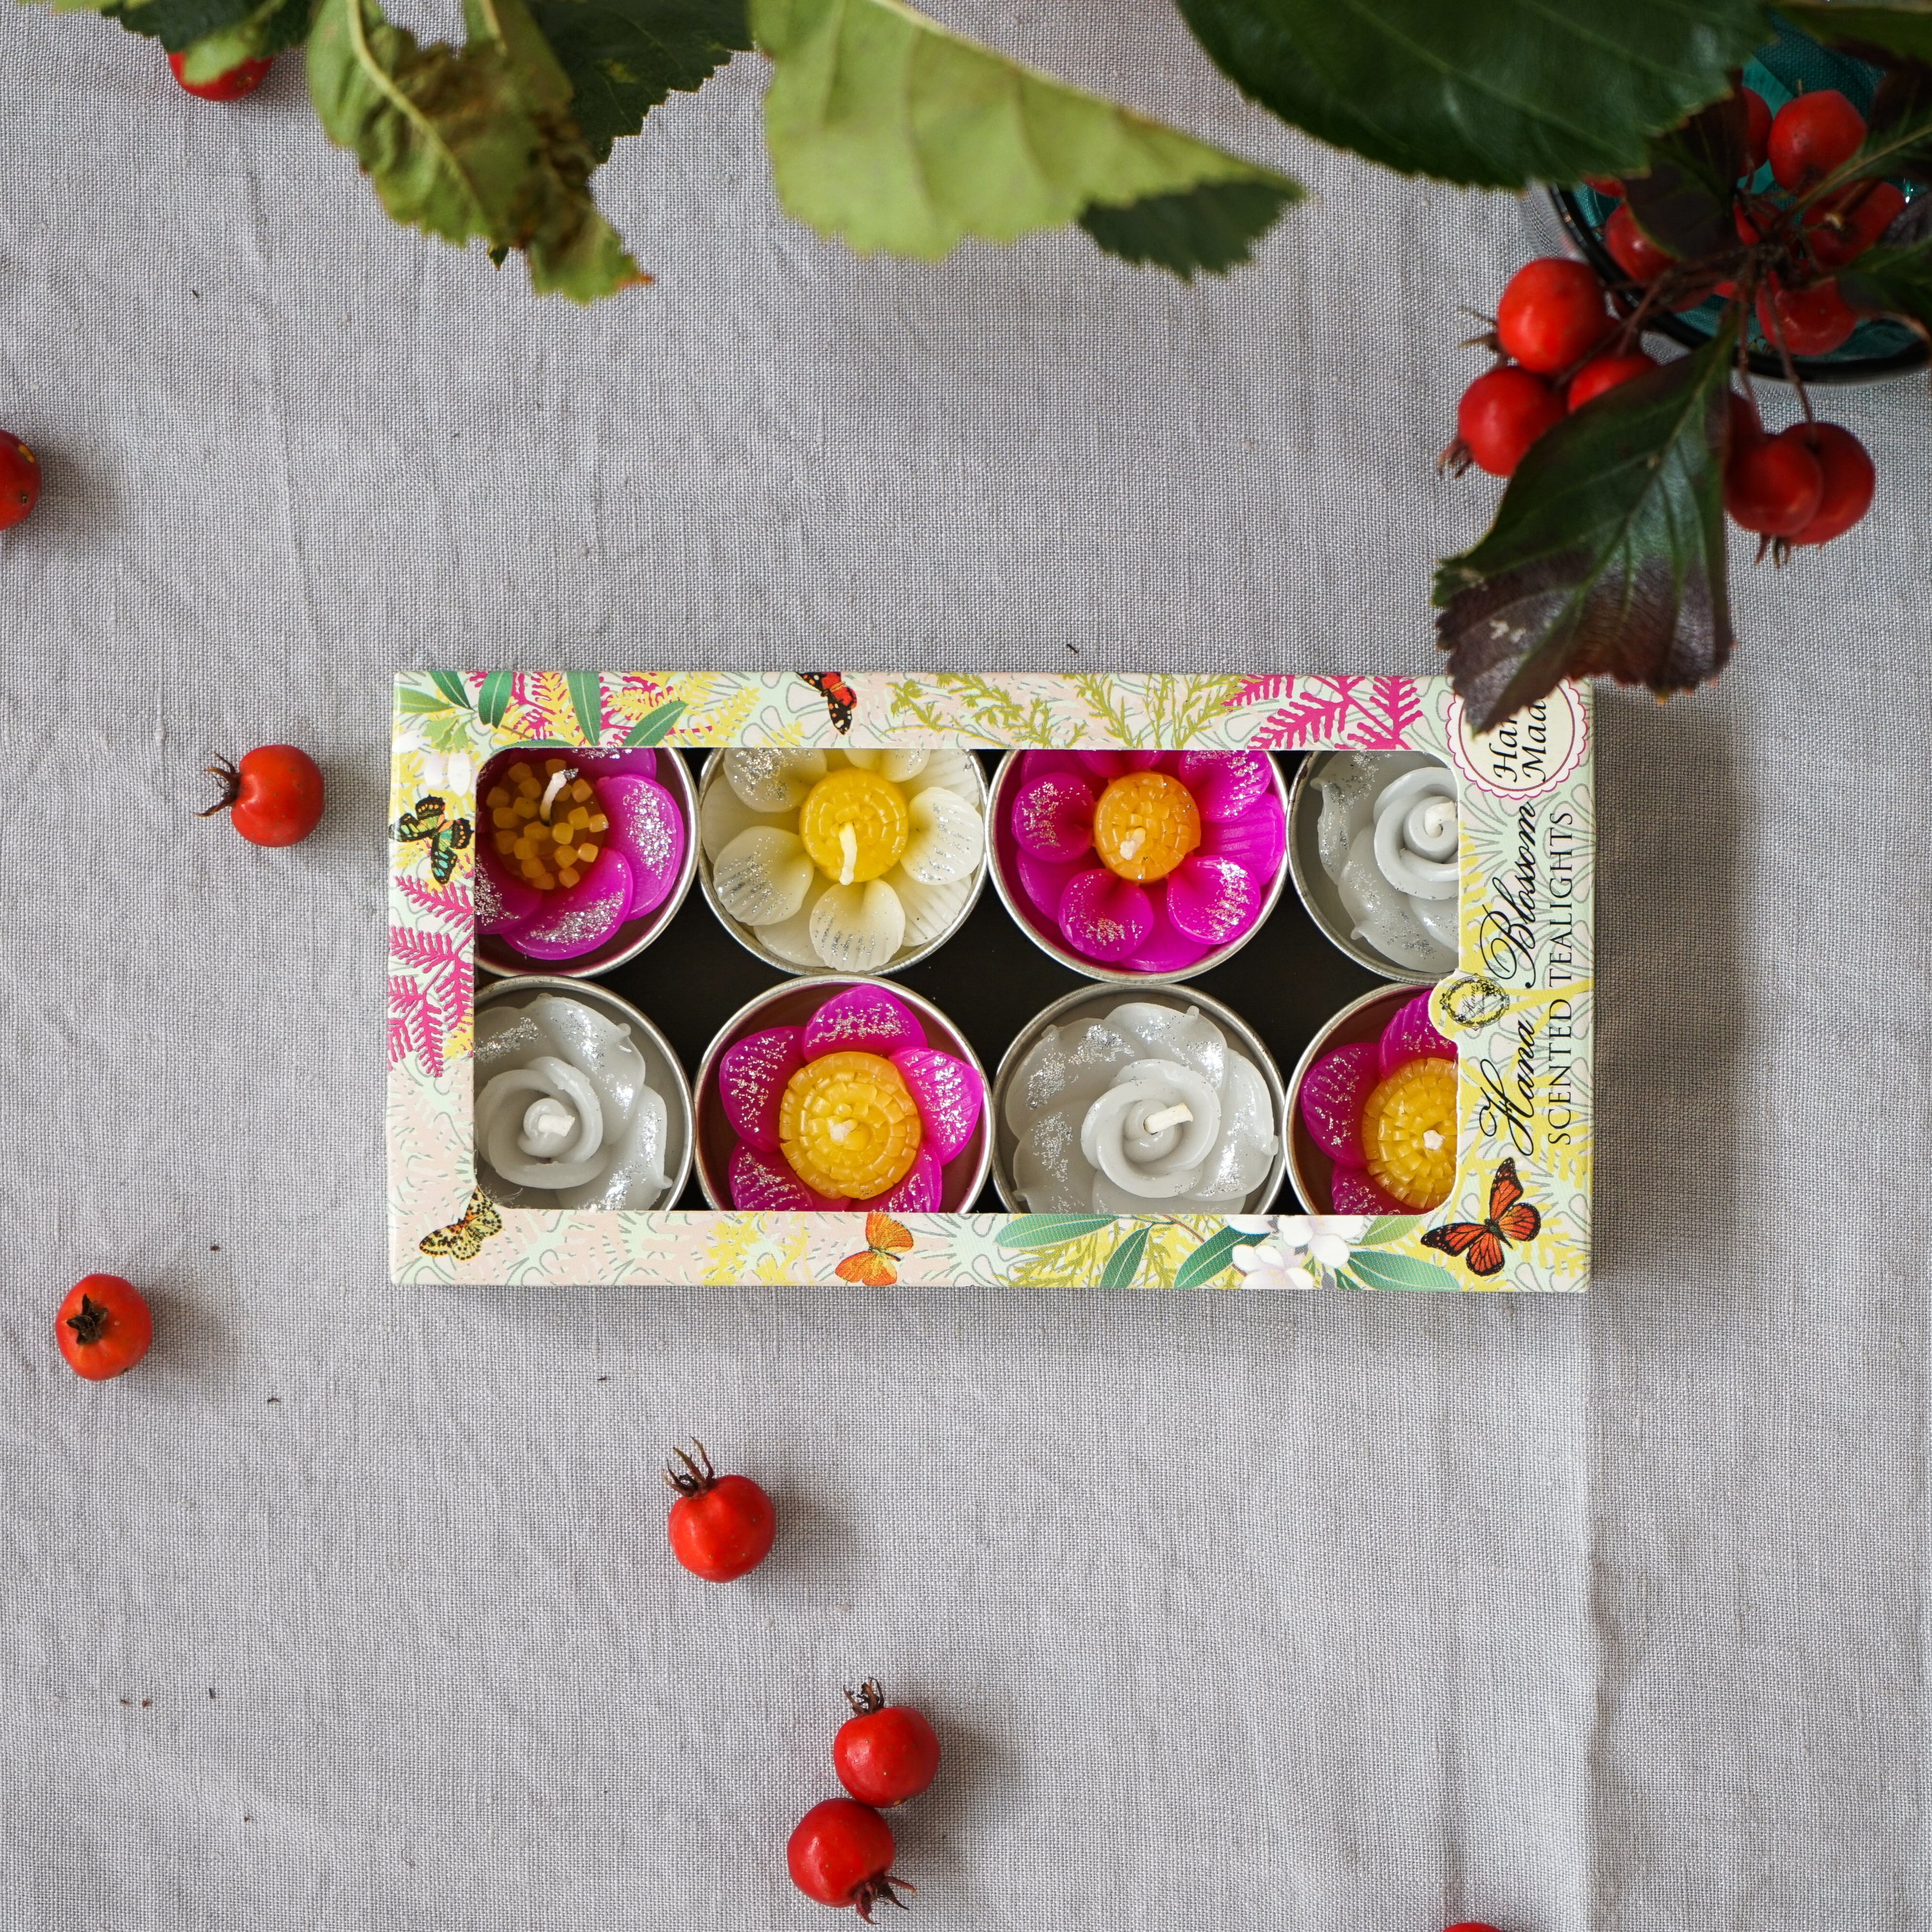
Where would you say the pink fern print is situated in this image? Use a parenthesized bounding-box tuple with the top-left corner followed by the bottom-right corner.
(1229, 674, 1422, 752)
(396, 875, 473, 928)
(388, 975, 445, 1079)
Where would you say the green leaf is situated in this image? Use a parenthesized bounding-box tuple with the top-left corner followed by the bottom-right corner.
(1169, 0, 1769, 190)
(307, 0, 647, 302)
(526, 0, 750, 162)
(398, 685, 461, 714)
(477, 670, 513, 726)
(1096, 1227, 1151, 1290)
(995, 1214, 1117, 1251)
(1624, 95, 1747, 261)
(1355, 1215, 1423, 1248)
(1782, 3, 1932, 64)
(1075, 178, 1299, 278)
(1435, 327, 1737, 731)
(752, 0, 1302, 275)
(623, 697, 689, 746)
(102, 0, 305, 60)
(1342, 1250, 1462, 1293)
(1170, 1224, 1269, 1291)
(428, 669, 473, 709)
(1841, 234, 1932, 333)
(565, 670, 604, 744)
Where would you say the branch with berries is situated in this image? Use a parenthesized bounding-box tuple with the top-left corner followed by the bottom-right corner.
(1438, 63, 1930, 729)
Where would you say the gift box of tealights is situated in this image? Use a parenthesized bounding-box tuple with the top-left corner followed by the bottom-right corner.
(389, 672, 1593, 1293)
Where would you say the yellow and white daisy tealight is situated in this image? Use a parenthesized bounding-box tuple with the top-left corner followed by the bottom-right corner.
(699, 748, 987, 974)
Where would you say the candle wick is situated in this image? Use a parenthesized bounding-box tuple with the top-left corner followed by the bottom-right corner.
(539, 768, 576, 824)
(1423, 1129, 1444, 1151)
(1118, 829, 1144, 860)
(827, 1119, 854, 1144)
(838, 822, 858, 887)
(1142, 1103, 1192, 1135)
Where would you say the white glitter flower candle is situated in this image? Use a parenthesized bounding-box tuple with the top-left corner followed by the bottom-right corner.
(996, 991, 1283, 1214)
(473, 985, 691, 1210)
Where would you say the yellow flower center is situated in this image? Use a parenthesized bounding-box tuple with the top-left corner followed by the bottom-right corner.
(488, 759, 608, 892)
(798, 769, 910, 885)
(1091, 771, 1201, 882)
(779, 1052, 923, 1200)
(1361, 1057, 1457, 1210)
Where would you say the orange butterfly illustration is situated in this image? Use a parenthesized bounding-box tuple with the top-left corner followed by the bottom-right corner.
(798, 671, 858, 734)
(1419, 1159, 1542, 1277)
(834, 1213, 914, 1287)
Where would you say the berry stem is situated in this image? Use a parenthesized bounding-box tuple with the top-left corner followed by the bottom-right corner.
(662, 1439, 718, 1497)
(845, 1679, 887, 1716)
(198, 759, 242, 818)
(64, 1295, 109, 1346)
(853, 1873, 916, 1923)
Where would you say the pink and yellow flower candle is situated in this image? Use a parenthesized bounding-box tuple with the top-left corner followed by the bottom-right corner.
(991, 751, 1287, 980)
(699, 981, 990, 1213)
(476, 746, 692, 971)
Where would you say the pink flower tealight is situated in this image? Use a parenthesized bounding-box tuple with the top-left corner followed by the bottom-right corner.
(996, 751, 1285, 976)
(1297, 993, 1457, 1215)
(478, 747, 687, 963)
(715, 983, 986, 1213)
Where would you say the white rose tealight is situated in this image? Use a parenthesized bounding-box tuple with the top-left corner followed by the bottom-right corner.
(1311, 751, 1460, 976)
(474, 989, 683, 1209)
(1001, 997, 1282, 1214)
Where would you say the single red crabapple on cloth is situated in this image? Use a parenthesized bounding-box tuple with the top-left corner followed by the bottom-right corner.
(833, 1682, 942, 1808)
(786, 1799, 911, 1920)
(55, 1276, 152, 1381)
(199, 746, 325, 847)
(663, 1441, 775, 1583)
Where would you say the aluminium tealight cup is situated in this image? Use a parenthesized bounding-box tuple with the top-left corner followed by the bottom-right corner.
(692, 976, 993, 1213)
(1285, 752, 1444, 987)
(475, 747, 700, 983)
(473, 975, 695, 1210)
(1282, 983, 1423, 1215)
(694, 750, 990, 980)
(986, 750, 1291, 987)
(989, 980, 1288, 1215)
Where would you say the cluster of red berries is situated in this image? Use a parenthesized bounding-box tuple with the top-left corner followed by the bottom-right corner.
(789, 1685, 942, 1920)
(1598, 86, 1902, 358)
(662, 1444, 941, 1919)
(1452, 254, 1874, 553)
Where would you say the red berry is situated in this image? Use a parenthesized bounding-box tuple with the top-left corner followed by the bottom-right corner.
(834, 1683, 942, 1808)
(168, 50, 272, 100)
(1768, 90, 1866, 194)
(56, 1275, 153, 1381)
(1442, 1924, 1509, 1932)
(1787, 422, 1875, 546)
(1757, 278, 1858, 357)
(1725, 426, 1825, 536)
(787, 1799, 910, 1919)
(1741, 88, 1772, 173)
(1455, 367, 1565, 477)
(1583, 175, 1624, 200)
(1603, 204, 1674, 285)
(663, 1441, 775, 1582)
(1567, 350, 1656, 411)
(200, 745, 325, 847)
(1495, 257, 1612, 374)
(1806, 180, 1907, 269)
(0, 433, 41, 530)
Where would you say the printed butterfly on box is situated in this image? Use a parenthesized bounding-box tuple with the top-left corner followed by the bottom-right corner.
(419, 1189, 502, 1260)
(1421, 1159, 1541, 1278)
(835, 1213, 914, 1286)
(391, 793, 473, 884)
(797, 672, 858, 735)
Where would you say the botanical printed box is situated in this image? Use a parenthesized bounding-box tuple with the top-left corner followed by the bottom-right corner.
(388, 671, 1593, 1292)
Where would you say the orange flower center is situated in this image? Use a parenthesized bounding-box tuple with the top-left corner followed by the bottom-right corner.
(1361, 1057, 1457, 1210)
(488, 759, 607, 893)
(779, 1052, 923, 1200)
(1091, 771, 1201, 882)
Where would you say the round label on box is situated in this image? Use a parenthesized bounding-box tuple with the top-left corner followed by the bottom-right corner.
(1445, 683, 1587, 800)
